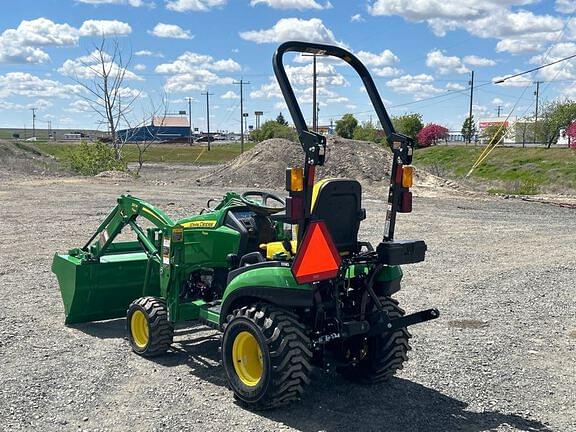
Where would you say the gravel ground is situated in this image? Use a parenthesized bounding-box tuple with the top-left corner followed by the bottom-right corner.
(0, 165, 575, 432)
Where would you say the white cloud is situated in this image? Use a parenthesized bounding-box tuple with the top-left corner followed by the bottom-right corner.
(239, 18, 344, 46)
(118, 86, 142, 99)
(135, 50, 164, 57)
(463, 55, 497, 67)
(79, 20, 132, 36)
(134, 63, 146, 71)
(0, 18, 79, 64)
(556, 0, 576, 13)
(163, 72, 234, 92)
(149, 23, 194, 39)
(426, 50, 469, 75)
(221, 90, 239, 99)
(495, 38, 544, 54)
(356, 49, 399, 67)
(155, 52, 241, 74)
(492, 72, 532, 87)
(351, 14, 364, 22)
(529, 42, 576, 81)
(58, 50, 143, 81)
(491, 97, 504, 105)
(446, 82, 466, 90)
(155, 51, 240, 92)
(368, 1, 565, 55)
(0, 72, 82, 99)
(250, 0, 331, 10)
(284, 62, 347, 87)
(67, 100, 93, 112)
(0, 99, 53, 111)
(76, 0, 149, 6)
(165, 0, 226, 12)
(373, 67, 402, 77)
(386, 73, 443, 97)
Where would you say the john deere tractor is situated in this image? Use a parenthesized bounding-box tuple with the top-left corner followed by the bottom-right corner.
(52, 41, 439, 409)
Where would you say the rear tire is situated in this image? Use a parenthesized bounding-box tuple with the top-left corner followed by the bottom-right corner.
(340, 297, 411, 384)
(127, 296, 173, 357)
(221, 304, 312, 409)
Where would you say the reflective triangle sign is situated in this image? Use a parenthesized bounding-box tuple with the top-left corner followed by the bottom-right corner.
(292, 220, 341, 284)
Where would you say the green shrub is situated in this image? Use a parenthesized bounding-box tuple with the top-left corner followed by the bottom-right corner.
(61, 141, 127, 176)
(250, 120, 297, 142)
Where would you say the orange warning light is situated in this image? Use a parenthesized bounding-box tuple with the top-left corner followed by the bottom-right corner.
(292, 220, 341, 284)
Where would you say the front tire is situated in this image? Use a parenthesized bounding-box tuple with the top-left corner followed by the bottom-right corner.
(340, 297, 411, 383)
(221, 304, 312, 409)
(127, 296, 174, 357)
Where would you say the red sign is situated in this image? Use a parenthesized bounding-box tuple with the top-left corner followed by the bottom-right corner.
(292, 221, 341, 284)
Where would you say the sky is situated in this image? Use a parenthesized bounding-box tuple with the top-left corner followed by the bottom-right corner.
(0, 0, 575, 133)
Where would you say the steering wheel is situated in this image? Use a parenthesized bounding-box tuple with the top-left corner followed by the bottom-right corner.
(240, 191, 286, 215)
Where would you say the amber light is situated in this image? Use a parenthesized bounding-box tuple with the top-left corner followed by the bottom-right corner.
(286, 168, 304, 192)
(402, 166, 414, 188)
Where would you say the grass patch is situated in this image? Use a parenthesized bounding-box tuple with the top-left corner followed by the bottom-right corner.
(414, 146, 576, 194)
(33, 141, 255, 165)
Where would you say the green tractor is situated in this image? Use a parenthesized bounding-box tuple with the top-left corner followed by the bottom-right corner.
(52, 41, 439, 409)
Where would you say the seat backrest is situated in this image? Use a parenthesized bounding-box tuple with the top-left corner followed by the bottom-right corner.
(311, 179, 363, 253)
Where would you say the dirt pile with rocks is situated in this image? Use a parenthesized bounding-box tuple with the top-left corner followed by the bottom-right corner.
(0, 141, 64, 180)
(198, 136, 452, 192)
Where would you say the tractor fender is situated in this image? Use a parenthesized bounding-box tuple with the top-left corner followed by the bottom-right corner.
(373, 265, 403, 297)
(220, 265, 313, 327)
(219, 286, 313, 327)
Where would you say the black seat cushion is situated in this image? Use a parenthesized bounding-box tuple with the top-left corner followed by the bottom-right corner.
(311, 179, 363, 253)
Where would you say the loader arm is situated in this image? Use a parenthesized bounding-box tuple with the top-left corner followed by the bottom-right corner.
(81, 195, 174, 262)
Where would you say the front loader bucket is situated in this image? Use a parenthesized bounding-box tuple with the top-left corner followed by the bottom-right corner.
(52, 250, 160, 324)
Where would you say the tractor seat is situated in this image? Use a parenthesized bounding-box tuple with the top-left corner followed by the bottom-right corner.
(311, 179, 365, 254)
(259, 179, 365, 258)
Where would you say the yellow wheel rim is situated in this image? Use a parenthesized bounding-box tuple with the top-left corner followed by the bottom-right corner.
(232, 331, 263, 387)
(131, 310, 149, 349)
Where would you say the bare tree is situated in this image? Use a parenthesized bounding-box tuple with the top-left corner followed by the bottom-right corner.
(118, 92, 170, 176)
(71, 38, 140, 160)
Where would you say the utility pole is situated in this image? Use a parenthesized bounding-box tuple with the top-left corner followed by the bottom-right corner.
(234, 79, 251, 153)
(30, 107, 37, 138)
(468, 70, 474, 145)
(534, 81, 543, 144)
(496, 106, 502, 117)
(187, 97, 193, 146)
(201, 90, 213, 151)
(302, 53, 327, 132)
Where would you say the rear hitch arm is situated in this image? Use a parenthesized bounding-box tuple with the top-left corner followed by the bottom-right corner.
(368, 308, 440, 335)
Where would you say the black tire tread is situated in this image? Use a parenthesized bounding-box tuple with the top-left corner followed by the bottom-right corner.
(342, 297, 412, 384)
(128, 296, 173, 357)
(223, 304, 312, 409)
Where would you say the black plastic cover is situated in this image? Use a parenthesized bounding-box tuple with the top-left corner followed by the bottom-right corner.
(376, 240, 427, 265)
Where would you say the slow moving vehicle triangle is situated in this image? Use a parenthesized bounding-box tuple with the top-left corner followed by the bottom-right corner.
(292, 220, 341, 284)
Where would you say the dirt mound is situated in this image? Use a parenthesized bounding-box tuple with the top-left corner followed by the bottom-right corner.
(0, 141, 64, 180)
(94, 170, 133, 180)
(198, 136, 445, 192)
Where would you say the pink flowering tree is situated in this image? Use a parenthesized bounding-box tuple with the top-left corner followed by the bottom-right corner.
(565, 121, 576, 148)
(417, 123, 449, 148)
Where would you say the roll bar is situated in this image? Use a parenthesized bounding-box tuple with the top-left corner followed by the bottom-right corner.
(273, 41, 414, 241)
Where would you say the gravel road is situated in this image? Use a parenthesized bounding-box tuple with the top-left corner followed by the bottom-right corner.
(0, 166, 574, 432)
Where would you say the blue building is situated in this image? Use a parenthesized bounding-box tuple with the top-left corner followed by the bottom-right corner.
(117, 116, 190, 142)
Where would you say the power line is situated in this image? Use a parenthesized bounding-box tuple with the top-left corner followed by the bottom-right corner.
(493, 52, 576, 84)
